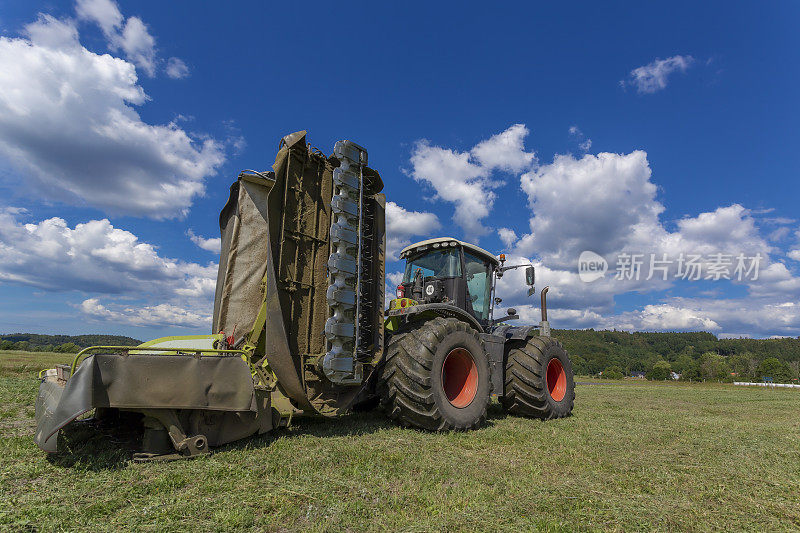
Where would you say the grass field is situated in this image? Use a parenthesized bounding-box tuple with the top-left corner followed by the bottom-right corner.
(1, 350, 799, 532)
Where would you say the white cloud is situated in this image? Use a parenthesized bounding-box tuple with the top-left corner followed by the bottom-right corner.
(470, 124, 537, 173)
(412, 133, 800, 335)
(498, 227, 517, 249)
(408, 124, 536, 238)
(617, 298, 800, 337)
(769, 226, 790, 241)
(76, 0, 157, 77)
(622, 55, 695, 94)
(76, 0, 122, 36)
(620, 304, 721, 331)
(113, 16, 156, 77)
(165, 56, 189, 79)
(80, 298, 210, 328)
(517, 151, 663, 267)
(568, 125, 592, 152)
(478, 142, 800, 336)
(0, 14, 225, 218)
(385, 271, 404, 304)
(385, 201, 441, 260)
(789, 250, 800, 261)
(23, 14, 80, 48)
(187, 229, 221, 254)
(0, 209, 216, 309)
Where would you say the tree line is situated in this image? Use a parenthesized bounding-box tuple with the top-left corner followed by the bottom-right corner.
(0, 333, 141, 354)
(2, 329, 798, 383)
(554, 329, 799, 383)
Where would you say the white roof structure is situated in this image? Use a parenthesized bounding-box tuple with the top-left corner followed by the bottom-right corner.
(399, 237, 500, 265)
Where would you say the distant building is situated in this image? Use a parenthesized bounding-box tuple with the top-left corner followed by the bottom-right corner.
(670, 372, 681, 380)
(631, 371, 646, 378)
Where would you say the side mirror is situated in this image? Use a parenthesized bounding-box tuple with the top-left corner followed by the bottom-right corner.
(525, 266, 535, 286)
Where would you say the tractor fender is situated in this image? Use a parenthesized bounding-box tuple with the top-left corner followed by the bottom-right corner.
(491, 324, 539, 343)
(397, 303, 484, 333)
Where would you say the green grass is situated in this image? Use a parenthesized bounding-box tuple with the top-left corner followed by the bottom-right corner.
(1, 351, 799, 532)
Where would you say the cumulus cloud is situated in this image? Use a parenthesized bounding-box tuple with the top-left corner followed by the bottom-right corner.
(385, 201, 441, 260)
(408, 124, 536, 238)
(0, 209, 216, 327)
(789, 250, 800, 262)
(75, 0, 122, 35)
(498, 227, 518, 249)
(622, 55, 695, 94)
(411, 133, 800, 334)
(0, 14, 225, 218)
(481, 143, 800, 336)
(76, 0, 156, 76)
(165, 56, 189, 79)
(80, 298, 210, 328)
(617, 303, 721, 331)
(470, 124, 537, 172)
(517, 151, 663, 267)
(187, 229, 221, 254)
(614, 298, 800, 337)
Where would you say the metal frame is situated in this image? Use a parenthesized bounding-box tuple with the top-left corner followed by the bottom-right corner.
(70, 346, 248, 376)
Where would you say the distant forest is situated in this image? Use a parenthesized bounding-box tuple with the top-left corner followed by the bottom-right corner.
(1, 329, 798, 383)
(555, 329, 800, 383)
(0, 333, 141, 353)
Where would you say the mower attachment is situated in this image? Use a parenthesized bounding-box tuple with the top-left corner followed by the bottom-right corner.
(34, 350, 271, 456)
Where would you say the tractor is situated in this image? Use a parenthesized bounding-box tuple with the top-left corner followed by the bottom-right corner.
(378, 238, 574, 430)
(34, 131, 574, 460)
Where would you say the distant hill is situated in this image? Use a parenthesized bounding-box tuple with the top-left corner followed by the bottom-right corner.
(555, 329, 800, 382)
(0, 333, 142, 353)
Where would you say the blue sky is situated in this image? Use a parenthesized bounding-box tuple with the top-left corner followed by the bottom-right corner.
(0, 1, 799, 340)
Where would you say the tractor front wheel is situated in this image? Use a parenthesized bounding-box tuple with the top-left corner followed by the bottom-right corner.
(378, 317, 491, 431)
(501, 336, 575, 419)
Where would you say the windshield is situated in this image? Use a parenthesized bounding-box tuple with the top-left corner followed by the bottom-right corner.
(403, 248, 462, 282)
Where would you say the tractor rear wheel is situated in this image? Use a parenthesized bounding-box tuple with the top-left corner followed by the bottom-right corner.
(378, 317, 491, 431)
(501, 336, 574, 419)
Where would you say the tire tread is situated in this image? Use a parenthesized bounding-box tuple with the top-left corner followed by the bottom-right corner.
(378, 317, 487, 431)
(501, 336, 575, 419)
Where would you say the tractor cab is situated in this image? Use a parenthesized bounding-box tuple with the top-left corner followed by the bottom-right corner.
(396, 238, 500, 325)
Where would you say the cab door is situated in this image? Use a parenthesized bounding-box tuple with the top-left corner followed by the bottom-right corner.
(463, 251, 493, 323)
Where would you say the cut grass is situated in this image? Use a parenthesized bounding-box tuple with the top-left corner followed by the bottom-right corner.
(1, 350, 799, 531)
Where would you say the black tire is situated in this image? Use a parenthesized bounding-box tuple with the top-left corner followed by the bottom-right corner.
(501, 336, 574, 419)
(378, 316, 491, 431)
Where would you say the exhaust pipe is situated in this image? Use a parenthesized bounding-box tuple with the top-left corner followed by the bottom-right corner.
(539, 286, 551, 337)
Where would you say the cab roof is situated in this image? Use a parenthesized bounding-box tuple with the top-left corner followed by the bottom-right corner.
(399, 237, 500, 266)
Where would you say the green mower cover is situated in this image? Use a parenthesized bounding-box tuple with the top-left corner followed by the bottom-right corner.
(34, 353, 259, 453)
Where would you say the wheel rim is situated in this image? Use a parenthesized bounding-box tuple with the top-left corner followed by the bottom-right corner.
(441, 348, 478, 408)
(546, 358, 567, 402)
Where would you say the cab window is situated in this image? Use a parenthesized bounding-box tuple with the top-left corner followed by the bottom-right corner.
(464, 251, 492, 320)
(403, 248, 462, 282)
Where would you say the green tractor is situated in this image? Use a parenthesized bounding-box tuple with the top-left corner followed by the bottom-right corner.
(34, 131, 574, 460)
(379, 238, 574, 430)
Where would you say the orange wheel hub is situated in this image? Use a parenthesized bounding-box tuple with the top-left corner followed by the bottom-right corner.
(546, 358, 567, 402)
(442, 348, 478, 408)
